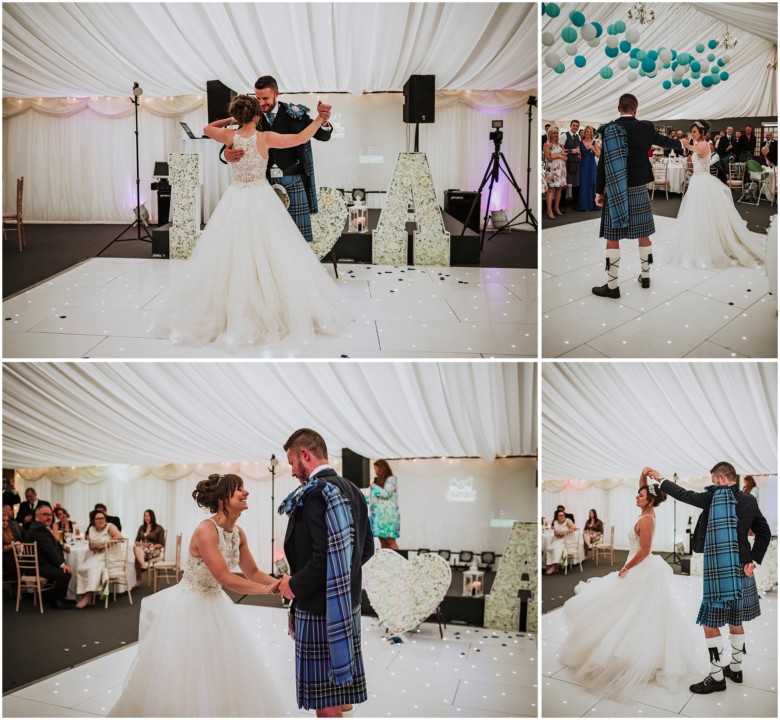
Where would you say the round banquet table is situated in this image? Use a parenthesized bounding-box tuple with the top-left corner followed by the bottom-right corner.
(65, 541, 136, 600)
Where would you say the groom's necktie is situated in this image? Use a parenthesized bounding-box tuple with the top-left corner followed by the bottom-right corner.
(266, 111, 276, 126)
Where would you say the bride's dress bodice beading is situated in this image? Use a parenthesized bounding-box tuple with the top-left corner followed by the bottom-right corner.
(691, 151, 712, 175)
(230, 132, 268, 186)
(179, 523, 240, 598)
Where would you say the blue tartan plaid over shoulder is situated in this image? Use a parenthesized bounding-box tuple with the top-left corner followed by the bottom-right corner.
(600, 122, 629, 229)
(700, 486, 742, 609)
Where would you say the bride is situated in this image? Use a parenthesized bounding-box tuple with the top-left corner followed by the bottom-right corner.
(158, 94, 348, 350)
(559, 468, 698, 701)
(109, 474, 286, 717)
(669, 120, 766, 269)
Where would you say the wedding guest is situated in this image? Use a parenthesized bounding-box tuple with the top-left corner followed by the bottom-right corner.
(716, 126, 737, 179)
(92, 503, 121, 533)
(758, 146, 773, 168)
(16, 488, 51, 530)
(742, 475, 759, 497)
(542, 123, 551, 146)
(556, 504, 575, 523)
(543, 126, 567, 220)
(133, 509, 165, 586)
(577, 126, 600, 211)
(53, 506, 76, 542)
(562, 120, 582, 208)
(75, 508, 123, 609)
(369, 460, 400, 551)
(3, 512, 20, 579)
(738, 125, 757, 162)
(583, 509, 604, 557)
(24, 505, 73, 609)
(763, 130, 777, 165)
(545, 509, 577, 574)
(2, 476, 21, 509)
(3, 505, 24, 541)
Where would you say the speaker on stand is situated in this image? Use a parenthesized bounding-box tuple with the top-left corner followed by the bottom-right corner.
(342, 448, 371, 489)
(403, 75, 435, 152)
(207, 80, 237, 123)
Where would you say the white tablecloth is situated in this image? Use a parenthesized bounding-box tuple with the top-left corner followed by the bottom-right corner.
(541, 530, 553, 557)
(65, 542, 136, 600)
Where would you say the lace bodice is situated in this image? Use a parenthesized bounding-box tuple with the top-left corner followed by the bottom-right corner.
(691, 151, 712, 175)
(179, 520, 240, 597)
(230, 132, 268, 185)
(627, 516, 654, 558)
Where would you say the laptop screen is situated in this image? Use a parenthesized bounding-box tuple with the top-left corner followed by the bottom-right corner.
(179, 122, 197, 139)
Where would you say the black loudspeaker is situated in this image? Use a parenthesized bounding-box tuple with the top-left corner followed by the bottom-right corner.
(342, 448, 371, 489)
(444, 190, 482, 233)
(403, 75, 435, 123)
(207, 80, 237, 124)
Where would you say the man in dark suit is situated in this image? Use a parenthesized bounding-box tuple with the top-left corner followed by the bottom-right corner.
(561, 120, 582, 208)
(23, 504, 73, 609)
(279, 428, 373, 716)
(224, 75, 333, 242)
(716, 126, 737, 179)
(738, 125, 757, 163)
(647, 462, 770, 695)
(592, 93, 682, 299)
(15, 488, 52, 530)
(763, 130, 777, 166)
(2, 476, 21, 509)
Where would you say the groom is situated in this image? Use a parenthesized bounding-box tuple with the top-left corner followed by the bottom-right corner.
(223, 75, 333, 242)
(646, 463, 770, 694)
(278, 428, 373, 716)
(592, 93, 683, 298)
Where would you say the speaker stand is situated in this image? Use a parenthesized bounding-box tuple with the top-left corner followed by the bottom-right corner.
(414, 123, 420, 152)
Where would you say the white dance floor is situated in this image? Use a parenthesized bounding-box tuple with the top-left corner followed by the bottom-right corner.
(3, 606, 536, 718)
(543, 573, 777, 718)
(2, 259, 536, 359)
(542, 215, 777, 358)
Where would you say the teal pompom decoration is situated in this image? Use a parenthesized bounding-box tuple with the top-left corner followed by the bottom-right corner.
(677, 52, 691, 65)
(682, 78, 691, 87)
(648, 50, 658, 61)
(620, 40, 631, 53)
(600, 66, 613, 79)
(629, 58, 640, 69)
(570, 10, 586, 27)
(546, 3, 561, 17)
(702, 75, 713, 87)
(720, 71, 729, 81)
(717, 58, 725, 67)
(691, 71, 700, 79)
(592, 22, 603, 37)
(605, 46, 619, 58)
(708, 39, 718, 49)
(663, 62, 671, 69)
(695, 43, 705, 53)
(662, 80, 672, 90)
(614, 20, 626, 33)
(641, 58, 656, 73)
(561, 27, 577, 43)
(707, 53, 716, 62)
(574, 55, 587, 68)
(554, 62, 566, 74)
(690, 61, 701, 72)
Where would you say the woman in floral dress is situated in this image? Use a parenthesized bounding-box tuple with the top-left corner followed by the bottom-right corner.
(543, 126, 568, 220)
(370, 460, 400, 550)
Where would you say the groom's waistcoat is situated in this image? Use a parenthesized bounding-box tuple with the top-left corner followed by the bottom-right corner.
(284, 470, 375, 613)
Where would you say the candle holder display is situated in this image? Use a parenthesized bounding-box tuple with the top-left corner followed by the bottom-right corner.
(349, 204, 369, 232)
(463, 567, 485, 597)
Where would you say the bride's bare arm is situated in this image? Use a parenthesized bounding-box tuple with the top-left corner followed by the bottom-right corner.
(260, 114, 326, 153)
(203, 117, 236, 145)
(236, 526, 279, 587)
(620, 515, 653, 575)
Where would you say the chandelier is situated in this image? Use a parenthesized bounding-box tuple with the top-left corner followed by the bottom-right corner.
(720, 26, 737, 51)
(769, 48, 778, 71)
(627, 2, 655, 26)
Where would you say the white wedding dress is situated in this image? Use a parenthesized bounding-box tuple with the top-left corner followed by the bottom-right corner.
(560, 521, 698, 701)
(109, 521, 286, 717)
(669, 151, 766, 269)
(157, 132, 349, 349)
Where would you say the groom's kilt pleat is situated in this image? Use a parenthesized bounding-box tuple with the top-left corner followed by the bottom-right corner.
(270, 176, 313, 242)
(294, 605, 367, 710)
(599, 185, 655, 240)
(696, 574, 761, 627)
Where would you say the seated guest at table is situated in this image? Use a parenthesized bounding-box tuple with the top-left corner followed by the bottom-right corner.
(546, 509, 577, 574)
(75, 508, 123, 609)
(3, 511, 20, 579)
(555, 504, 575, 523)
(3, 505, 24, 541)
(2, 476, 21, 510)
(16, 488, 52, 530)
(93, 503, 121, 532)
(743, 475, 759, 497)
(23, 505, 73, 609)
(758, 146, 773, 168)
(133, 509, 165, 586)
(763, 130, 777, 165)
(739, 125, 757, 163)
(582, 508, 604, 558)
(53, 506, 76, 543)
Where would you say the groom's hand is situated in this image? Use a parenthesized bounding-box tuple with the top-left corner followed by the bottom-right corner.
(224, 147, 245, 163)
(279, 574, 296, 599)
(744, 563, 755, 577)
(595, 193, 604, 207)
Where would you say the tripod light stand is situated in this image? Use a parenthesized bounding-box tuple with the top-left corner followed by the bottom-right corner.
(97, 82, 153, 256)
(663, 473, 681, 566)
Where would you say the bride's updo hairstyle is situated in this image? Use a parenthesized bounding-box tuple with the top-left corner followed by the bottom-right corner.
(229, 95, 261, 126)
(690, 119, 711, 140)
(639, 483, 667, 507)
(193, 473, 244, 516)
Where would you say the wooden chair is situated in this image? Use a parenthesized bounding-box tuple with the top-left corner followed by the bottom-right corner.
(102, 539, 133, 608)
(2, 177, 25, 252)
(682, 169, 693, 195)
(147, 528, 167, 587)
(563, 530, 583, 574)
(594, 525, 616, 566)
(13, 542, 54, 613)
(650, 162, 668, 200)
(727, 163, 745, 194)
(152, 533, 182, 592)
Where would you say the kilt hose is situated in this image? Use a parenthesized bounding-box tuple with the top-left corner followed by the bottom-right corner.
(270, 174, 313, 242)
(294, 605, 368, 710)
(696, 574, 761, 627)
(600, 185, 655, 240)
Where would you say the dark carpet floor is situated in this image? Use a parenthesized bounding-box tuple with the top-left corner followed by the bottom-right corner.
(541, 550, 686, 613)
(542, 191, 776, 234)
(2, 224, 536, 300)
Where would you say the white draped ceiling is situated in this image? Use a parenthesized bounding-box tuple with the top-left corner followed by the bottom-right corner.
(3, 361, 536, 469)
(542, 2, 777, 120)
(542, 362, 777, 482)
(2, 2, 535, 97)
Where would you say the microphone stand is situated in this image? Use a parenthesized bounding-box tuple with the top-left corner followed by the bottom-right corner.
(663, 473, 681, 567)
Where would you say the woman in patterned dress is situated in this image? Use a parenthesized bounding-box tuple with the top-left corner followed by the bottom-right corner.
(543, 126, 568, 220)
(369, 459, 400, 550)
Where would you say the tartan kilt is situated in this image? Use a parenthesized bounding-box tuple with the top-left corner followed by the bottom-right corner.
(599, 185, 655, 240)
(294, 605, 367, 710)
(270, 175, 313, 242)
(696, 574, 761, 627)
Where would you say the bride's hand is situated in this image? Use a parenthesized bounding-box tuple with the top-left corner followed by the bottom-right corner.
(618, 566, 629, 578)
(267, 578, 282, 594)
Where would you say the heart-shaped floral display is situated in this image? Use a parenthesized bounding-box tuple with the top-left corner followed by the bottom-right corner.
(363, 550, 452, 635)
(310, 187, 348, 260)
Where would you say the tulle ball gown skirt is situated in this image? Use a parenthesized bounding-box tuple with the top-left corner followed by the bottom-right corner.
(157, 181, 349, 350)
(561, 555, 699, 701)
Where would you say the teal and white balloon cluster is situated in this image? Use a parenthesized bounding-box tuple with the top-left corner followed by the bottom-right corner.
(541, 3, 732, 90)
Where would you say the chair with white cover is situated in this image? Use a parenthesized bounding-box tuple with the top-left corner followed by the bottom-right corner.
(563, 530, 584, 574)
(13, 542, 54, 613)
(650, 162, 668, 200)
(594, 525, 616, 566)
(2, 177, 25, 252)
(152, 533, 182, 592)
(103, 539, 133, 608)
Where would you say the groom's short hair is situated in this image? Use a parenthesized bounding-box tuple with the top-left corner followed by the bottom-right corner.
(618, 94, 638, 113)
(710, 461, 737, 482)
(284, 428, 328, 459)
(255, 75, 279, 93)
